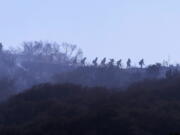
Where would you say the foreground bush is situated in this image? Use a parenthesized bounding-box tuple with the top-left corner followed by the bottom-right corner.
(0, 76, 180, 134)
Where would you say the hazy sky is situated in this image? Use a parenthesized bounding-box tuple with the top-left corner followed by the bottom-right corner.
(0, 0, 180, 64)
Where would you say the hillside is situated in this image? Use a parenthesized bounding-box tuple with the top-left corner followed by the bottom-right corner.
(0, 76, 180, 135)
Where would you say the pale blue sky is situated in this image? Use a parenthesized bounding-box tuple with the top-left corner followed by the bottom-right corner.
(0, 0, 180, 64)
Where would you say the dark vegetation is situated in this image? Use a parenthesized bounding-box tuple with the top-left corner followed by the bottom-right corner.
(0, 75, 180, 135)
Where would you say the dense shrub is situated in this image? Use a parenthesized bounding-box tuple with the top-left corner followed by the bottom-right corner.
(0, 76, 180, 134)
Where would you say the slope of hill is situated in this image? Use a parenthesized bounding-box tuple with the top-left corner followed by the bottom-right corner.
(0, 76, 180, 135)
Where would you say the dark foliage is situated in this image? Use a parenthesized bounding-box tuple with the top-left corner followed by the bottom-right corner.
(0, 75, 180, 135)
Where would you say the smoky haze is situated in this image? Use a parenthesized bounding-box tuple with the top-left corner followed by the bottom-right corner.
(0, 41, 179, 101)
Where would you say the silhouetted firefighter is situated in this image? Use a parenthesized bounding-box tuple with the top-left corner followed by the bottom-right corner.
(117, 59, 122, 68)
(92, 57, 98, 66)
(108, 59, 114, 67)
(0, 43, 3, 52)
(139, 59, 144, 68)
(72, 56, 77, 65)
(127, 58, 131, 68)
(81, 57, 87, 66)
(101, 57, 106, 66)
(0, 43, 3, 58)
